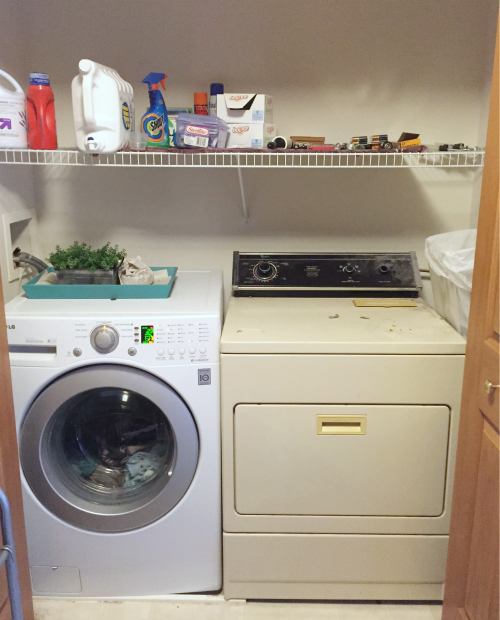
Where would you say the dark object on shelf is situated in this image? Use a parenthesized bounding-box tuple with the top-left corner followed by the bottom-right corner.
(267, 137, 288, 149)
(290, 136, 325, 149)
(439, 143, 478, 152)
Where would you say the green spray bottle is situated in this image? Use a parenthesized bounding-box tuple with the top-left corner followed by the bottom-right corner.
(141, 73, 169, 148)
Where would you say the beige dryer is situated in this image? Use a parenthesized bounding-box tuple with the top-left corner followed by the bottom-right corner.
(221, 295, 466, 601)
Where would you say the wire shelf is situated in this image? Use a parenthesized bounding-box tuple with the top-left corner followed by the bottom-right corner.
(0, 148, 485, 168)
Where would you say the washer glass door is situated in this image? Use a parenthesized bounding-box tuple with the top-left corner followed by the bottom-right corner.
(21, 365, 199, 533)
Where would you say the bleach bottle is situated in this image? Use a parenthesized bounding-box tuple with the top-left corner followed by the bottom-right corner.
(141, 73, 169, 148)
(0, 69, 28, 148)
(72, 59, 134, 154)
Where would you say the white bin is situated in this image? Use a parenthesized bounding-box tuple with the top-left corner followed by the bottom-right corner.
(425, 229, 476, 338)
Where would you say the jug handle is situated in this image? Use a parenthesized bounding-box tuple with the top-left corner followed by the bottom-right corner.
(80, 60, 96, 127)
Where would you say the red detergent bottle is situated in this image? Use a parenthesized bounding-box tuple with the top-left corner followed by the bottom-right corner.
(27, 72, 57, 149)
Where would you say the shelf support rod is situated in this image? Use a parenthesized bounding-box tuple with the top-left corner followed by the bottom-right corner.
(237, 164, 249, 223)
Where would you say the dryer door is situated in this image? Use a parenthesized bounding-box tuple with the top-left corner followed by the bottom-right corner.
(20, 364, 199, 533)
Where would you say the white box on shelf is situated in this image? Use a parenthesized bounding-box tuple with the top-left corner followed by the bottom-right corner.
(217, 94, 273, 124)
(227, 123, 276, 149)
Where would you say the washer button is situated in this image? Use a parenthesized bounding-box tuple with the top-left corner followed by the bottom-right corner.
(157, 349, 164, 356)
(189, 347, 196, 354)
(200, 347, 206, 354)
(128, 347, 137, 356)
(168, 348, 175, 355)
(73, 348, 82, 357)
(179, 348, 185, 355)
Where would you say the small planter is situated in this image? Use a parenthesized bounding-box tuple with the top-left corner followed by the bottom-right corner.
(55, 265, 119, 285)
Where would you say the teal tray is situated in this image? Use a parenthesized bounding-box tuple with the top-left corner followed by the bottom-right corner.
(23, 267, 178, 299)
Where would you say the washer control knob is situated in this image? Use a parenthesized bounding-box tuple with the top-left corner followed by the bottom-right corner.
(254, 261, 277, 281)
(168, 348, 175, 355)
(73, 348, 82, 357)
(200, 347, 206, 354)
(379, 265, 390, 274)
(344, 265, 355, 273)
(90, 325, 119, 354)
(179, 348, 186, 355)
(157, 349, 164, 356)
(128, 347, 137, 356)
(189, 347, 196, 354)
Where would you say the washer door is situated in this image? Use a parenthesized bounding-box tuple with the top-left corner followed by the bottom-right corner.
(20, 364, 199, 533)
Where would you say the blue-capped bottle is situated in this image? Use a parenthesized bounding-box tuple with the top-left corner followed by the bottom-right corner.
(141, 73, 169, 148)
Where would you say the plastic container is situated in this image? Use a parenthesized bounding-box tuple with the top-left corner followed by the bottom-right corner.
(425, 229, 476, 337)
(194, 92, 208, 115)
(27, 73, 57, 150)
(56, 266, 119, 285)
(174, 113, 229, 149)
(72, 59, 134, 154)
(129, 131, 148, 151)
(0, 69, 28, 148)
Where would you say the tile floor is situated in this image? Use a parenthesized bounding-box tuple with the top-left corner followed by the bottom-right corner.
(33, 597, 443, 620)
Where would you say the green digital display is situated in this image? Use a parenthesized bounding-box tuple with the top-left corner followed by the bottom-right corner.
(141, 325, 154, 344)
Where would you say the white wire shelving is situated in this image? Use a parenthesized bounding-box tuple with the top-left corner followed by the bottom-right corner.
(0, 148, 485, 168)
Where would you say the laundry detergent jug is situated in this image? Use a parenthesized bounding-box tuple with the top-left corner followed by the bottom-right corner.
(0, 69, 28, 148)
(72, 59, 134, 154)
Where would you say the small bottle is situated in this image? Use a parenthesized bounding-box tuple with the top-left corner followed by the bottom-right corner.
(194, 92, 208, 115)
(27, 73, 57, 150)
(209, 83, 224, 116)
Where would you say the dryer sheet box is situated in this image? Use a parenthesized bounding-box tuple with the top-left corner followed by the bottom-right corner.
(227, 123, 276, 149)
(216, 94, 273, 124)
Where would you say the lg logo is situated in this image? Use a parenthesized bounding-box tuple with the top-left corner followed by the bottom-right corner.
(6, 325, 15, 329)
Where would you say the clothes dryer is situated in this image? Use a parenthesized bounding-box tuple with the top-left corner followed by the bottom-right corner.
(221, 253, 466, 601)
(6, 271, 222, 597)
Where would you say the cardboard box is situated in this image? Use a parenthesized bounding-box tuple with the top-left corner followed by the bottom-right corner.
(227, 123, 276, 148)
(217, 94, 273, 124)
(396, 132, 421, 149)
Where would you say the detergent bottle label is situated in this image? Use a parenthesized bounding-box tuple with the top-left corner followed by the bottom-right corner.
(122, 101, 131, 130)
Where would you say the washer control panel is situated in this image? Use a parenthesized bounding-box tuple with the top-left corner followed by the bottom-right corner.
(233, 252, 422, 297)
(7, 316, 219, 366)
(68, 318, 217, 363)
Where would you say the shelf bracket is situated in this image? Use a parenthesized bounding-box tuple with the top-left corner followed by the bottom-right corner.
(237, 164, 249, 223)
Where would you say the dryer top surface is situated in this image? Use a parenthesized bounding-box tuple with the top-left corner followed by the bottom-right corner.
(220, 296, 466, 354)
(5, 270, 223, 319)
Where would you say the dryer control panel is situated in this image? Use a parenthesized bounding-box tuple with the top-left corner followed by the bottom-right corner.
(232, 252, 422, 297)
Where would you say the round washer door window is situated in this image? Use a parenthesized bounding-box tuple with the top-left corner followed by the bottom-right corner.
(20, 365, 199, 533)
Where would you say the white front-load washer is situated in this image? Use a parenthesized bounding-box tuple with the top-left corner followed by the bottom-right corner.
(6, 270, 223, 597)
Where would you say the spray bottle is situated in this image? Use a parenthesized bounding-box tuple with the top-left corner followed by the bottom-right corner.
(141, 73, 169, 148)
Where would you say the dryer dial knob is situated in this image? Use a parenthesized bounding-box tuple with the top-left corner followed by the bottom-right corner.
(254, 261, 277, 281)
(90, 325, 119, 354)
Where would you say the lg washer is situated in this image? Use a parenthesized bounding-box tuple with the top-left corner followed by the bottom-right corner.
(6, 270, 223, 597)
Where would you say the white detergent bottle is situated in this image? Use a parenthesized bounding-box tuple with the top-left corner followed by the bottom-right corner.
(72, 59, 134, 154)
(0, 69, 28, 148)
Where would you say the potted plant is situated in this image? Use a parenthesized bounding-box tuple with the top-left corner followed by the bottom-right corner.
(48, 242, 126, 285)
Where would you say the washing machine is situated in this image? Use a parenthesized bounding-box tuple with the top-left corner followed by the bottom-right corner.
(221, 252, 466, 601)
(6, 270, 223, 597)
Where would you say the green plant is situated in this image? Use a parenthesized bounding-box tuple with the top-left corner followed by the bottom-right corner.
(48, 242, 126, 271)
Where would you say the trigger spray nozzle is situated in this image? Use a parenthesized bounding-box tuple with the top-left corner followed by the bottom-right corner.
(142, 72, 167, 90)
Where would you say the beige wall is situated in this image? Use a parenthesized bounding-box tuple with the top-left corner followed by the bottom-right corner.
(2, 0, 498, 303)
(0, 2, 36, 302)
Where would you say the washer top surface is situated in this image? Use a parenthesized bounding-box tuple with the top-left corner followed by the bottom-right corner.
(5, 270, 222, 318)
(220, 296, 466, 355)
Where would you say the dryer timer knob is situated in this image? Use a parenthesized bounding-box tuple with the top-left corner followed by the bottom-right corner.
(90, 325, 119, 354)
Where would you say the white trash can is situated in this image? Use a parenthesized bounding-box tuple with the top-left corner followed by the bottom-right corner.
(425, 229, 476, 338)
